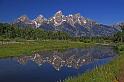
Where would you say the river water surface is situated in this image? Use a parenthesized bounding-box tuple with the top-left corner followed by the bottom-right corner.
(0, 45, 117, 82)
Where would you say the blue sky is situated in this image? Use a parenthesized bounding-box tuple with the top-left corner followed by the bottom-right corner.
(0, 0, 124, 25)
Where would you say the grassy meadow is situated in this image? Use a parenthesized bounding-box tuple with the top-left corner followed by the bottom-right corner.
(0, 40, 93, 57)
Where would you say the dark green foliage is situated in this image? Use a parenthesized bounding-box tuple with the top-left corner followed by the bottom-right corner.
(114, 31, 124, 42)
(0, 23, 70, 40)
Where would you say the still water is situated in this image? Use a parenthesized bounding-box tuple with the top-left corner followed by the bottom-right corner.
(0, 45, 117, 82)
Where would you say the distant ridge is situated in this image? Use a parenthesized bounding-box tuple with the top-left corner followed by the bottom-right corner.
(13, 11, 121, 37)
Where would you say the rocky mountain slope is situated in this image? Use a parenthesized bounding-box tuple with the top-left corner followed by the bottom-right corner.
(14, 11, 120, 37)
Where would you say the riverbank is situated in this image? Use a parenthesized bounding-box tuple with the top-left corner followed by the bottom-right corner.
(65, 43, 124, 82)
(0, 40, 94, 58)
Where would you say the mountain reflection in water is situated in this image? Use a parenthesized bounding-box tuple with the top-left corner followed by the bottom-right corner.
(0, 45, 117, 82)
(16, 46, 116, 71)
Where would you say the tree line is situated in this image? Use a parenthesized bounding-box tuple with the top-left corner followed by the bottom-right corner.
(0, 23, 124, 43)
(0, 23, 70, 40)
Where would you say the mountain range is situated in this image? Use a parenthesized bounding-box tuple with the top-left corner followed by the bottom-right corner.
(13, 11, 122, 37)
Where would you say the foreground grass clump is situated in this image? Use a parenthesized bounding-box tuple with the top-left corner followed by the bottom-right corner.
(0, 40, 92, 57)
(65, 43, 124, 82)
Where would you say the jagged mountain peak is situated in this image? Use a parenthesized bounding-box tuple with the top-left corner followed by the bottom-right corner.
(13, 11, 120, 37)
(37, 14, 44, 18)
(34, 15, 47, 22)
(52, 11, 91, 26)
(56, 10, 63, 14)
(32, 15, 47, 28)
(15, 11, 96, 27)
(53, 10, 65, 26)
(17, 15, 30, 22)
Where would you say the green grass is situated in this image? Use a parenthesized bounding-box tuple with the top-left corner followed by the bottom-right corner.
(65, 43, 124, 82)
(0, 40, 93, 57)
